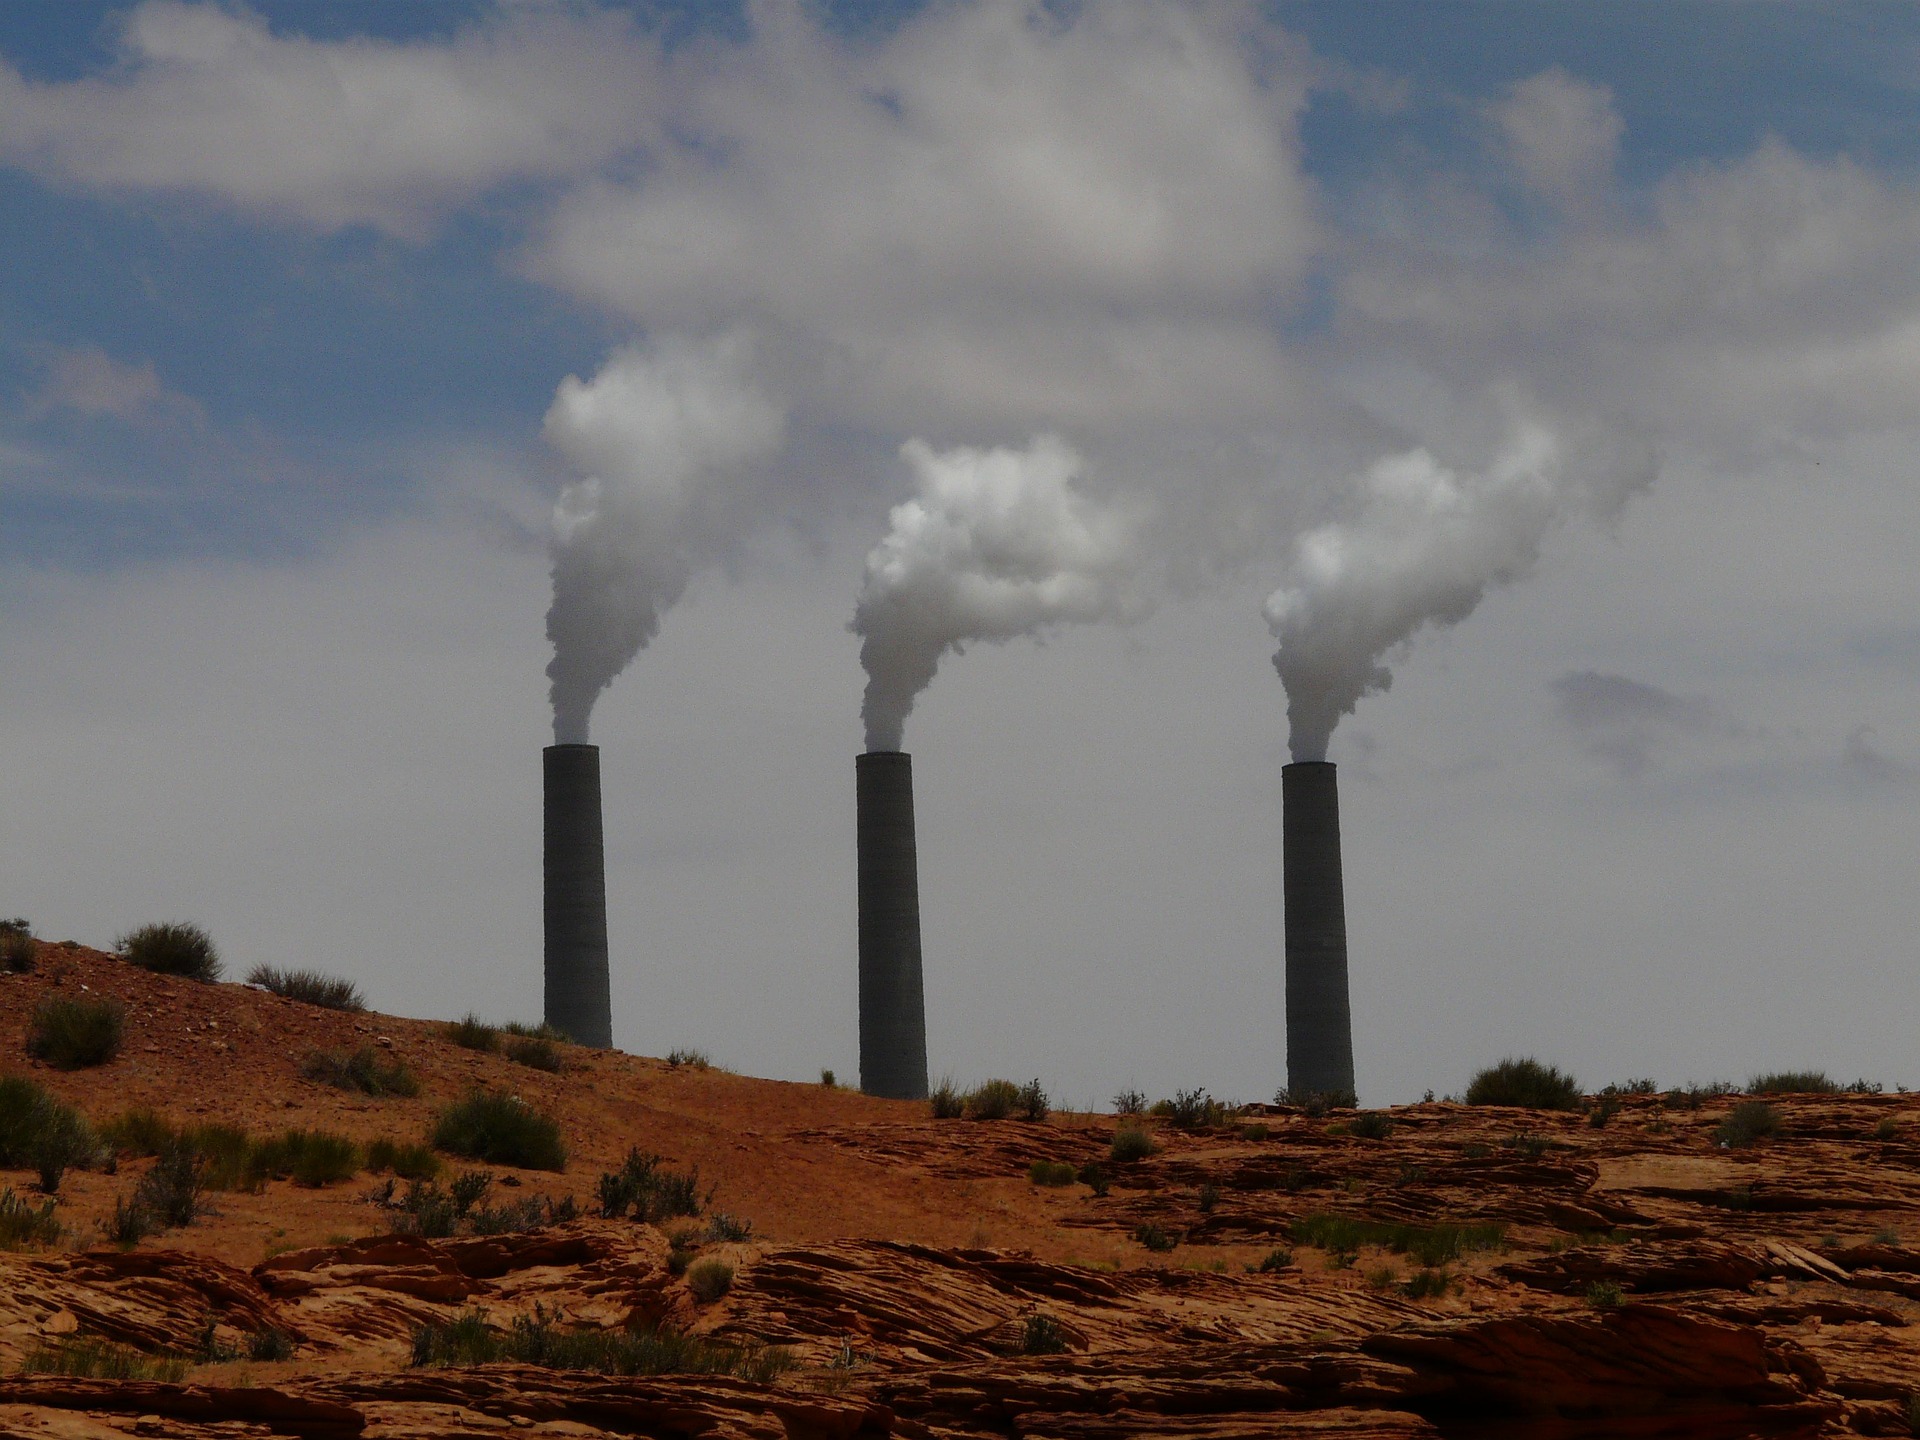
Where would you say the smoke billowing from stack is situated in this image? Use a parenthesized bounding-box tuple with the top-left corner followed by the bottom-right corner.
(855, 751, 928, 1098)
(544, 744, 612, 1048)
(1282, 761, 1353, 1099)
(850, 435, 1145, 1097)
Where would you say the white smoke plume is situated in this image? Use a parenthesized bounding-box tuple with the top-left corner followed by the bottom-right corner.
(1265, 425, 1570, 762)
(853, 434, 1145, 752)
(544, 336, 783, 745)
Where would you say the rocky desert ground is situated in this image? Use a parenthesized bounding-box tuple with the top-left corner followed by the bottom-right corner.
(4, 938, 1920, 1438)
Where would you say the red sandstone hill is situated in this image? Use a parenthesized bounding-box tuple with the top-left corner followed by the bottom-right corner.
(3, 939, 1920, 1437)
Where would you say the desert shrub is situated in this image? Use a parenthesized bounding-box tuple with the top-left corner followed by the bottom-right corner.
(246, 965, 365, 1011)
(1021, 1314, 1068, 1355)
(114, 1141, 206, 1238)
(445, 1015, 499, 1051)
(929, 1079, 964, 1119)
(1587, 1095, 1621, 1129)
(1600, 1078, 1658, 1096)
(108, 1194, 155, 1246)
(254, 1129, 360, 1187)
(1028, 1160, 1076, 1187)
(300, 1045, 420, 1098)
(1347, 1111, 1394, 1141)
(183, 1123, 267, 1191)
(1584, 1279, 1624, 1308)
(1133, 1222, 1177, 1252)
(1240, 1123, 1269, 1142)
(1365, 1263, 1399, 1290)
(504, 1034, 563, 1073)
(820, 1069, 836, 1087)
(1290, 1214, 1506, 1268)
(366, 1138, 442, 1180)
(0, 1188, 61, 1249)
(1748, 1070, 1840, 1095)
(21, 1337, 189, 1382)
(411, 1307, 790, 1381)
(1403, 1268, 1454, 1299)
(1662, 1081, 1735, 1110)
(686, 1257, 734, 1302)
(118, 922, 220, 982)
(1873, 1117, 1899, 1141)
(249, 1328, 297, 1361)
(1, 920, 34, 974)
(385, 1171, 493, 1238)
(1160, 1088, 1229, 1131)
(0, 1076, 101, 1191)
(1714, 1100, 1781, 1148)
(1254, 1248, 1293, 1273)
(596, 1147, 706, 1221)
(1503, 1132, 1557, 1158)
(966, 1079, 1022, 1120)
(1196, 1183, 1219, 1212)
(1275, 1086, 1356, 1115)
(1076, 1162, 1109, 1196)
(1465, 1058, 1582, 1110)
(1110, 1126, 1156, 1163)
(665, 1047, 709, 1070)
(99, 1107, 176, 1157)
(432, 1091, 567, 1171)
(1111, 1088, 1146, 1115)
(705, 1212, 753, 1243)
(26, 995, 125, 1070)
(1018, 1079, 1050, 1121)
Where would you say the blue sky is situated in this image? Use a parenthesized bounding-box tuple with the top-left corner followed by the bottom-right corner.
(3, 2, 1919, 1104)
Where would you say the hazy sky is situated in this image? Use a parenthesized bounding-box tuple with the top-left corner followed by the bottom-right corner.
(4, 1, 1918, 1107)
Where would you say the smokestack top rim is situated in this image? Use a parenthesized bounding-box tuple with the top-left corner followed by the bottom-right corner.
(858, 749, 913, 761)
(1283, 759, 1337, 772)
(545, 742, 601, 754)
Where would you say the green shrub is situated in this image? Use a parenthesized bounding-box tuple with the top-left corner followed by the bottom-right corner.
(118, 922, 221, 982)
(21, 1338, 188, 1382)
(99, 1107, 176, 1157)
(300, 1045, 420, 1098)
(0, 1076, 101, 1191)
(1663, 1081, 1735, 1110)
(1, 921, 34, 974)
(26, 995, 124, 1070)
(1196, 1183, 1219, 1212)
(820, 1069, 836, 1087)
(1018, 1079, 1050, 1121)
(1873, 1117, 1899, 1142)
(1748, 1070, 1840, 1095)
(1076, 1162, 1109, 1196)
(254, 1129, 360, 1187)
(929, 1079, 964, 1119)
(433, 1091, 566, 1171)
(1587, 1095, 1621, 1129)
(1504, 1131, 1555, 1157)
(1584, 1279, 1624, 1308)
(108, 1194, 155, 1247)
(1020, 1314, 1068, 1355)
(1275, 1086, 1356, 1115)
(1240, 1123, 1269, 1141)
(1163, 1089, 1227, 1131)
(1347, 1111, 1394, 1141)
(1110, 1125, 1156, 1163)
(595, 1147, 706, 1221)
(1112, 1088, 1146, 1115)
(1133, 1222, 1177, 1252)
(504, 1034, 563, 1072)
(446, 1015, 500, 1051)
(1403, 1268, 1454, 1299)
(1714, 1100, 1781, 1148)
(705, 1211, 752, 1242)
(184, 1123, 266, 1191)
(1028, 1160, 1077, 1187)
(665, 1047, 709, 1070)
(1600, 1078, 1657, 1096)
(366, 1138, 442, 1180)
(246, 965, 365, 1011)
(1465, 1058, 1582, 1110)
(966, 1079, 1022, 1120)
(1290, 1213, 1506, 1268)
(249, 1328, 297, 1361)
(1254, 1247, 1293, 1273)
(410, 1308, 790, 1381)
(385, 1172, 493, 1238)
(686, 1257, 733, 1302)
(0, 1188, 61, 1249)
(115, 1142, 206, 1238)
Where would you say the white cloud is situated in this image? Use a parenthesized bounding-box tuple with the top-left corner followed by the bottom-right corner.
(1488, 66, 1621, 208)
(0, 1, 660, 237)
(29, 346, 205, 428)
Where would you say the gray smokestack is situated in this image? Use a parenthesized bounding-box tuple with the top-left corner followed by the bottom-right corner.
(856, 751, 929, 1099)
(544, 744, 613, 1048)
(1283, 761, 1355, 1100)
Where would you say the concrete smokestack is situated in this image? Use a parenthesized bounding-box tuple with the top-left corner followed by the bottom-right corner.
(1283, 761, 1355, 1100)
(544, 744, 613, 1048)
(856, 751, 929, 1099)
